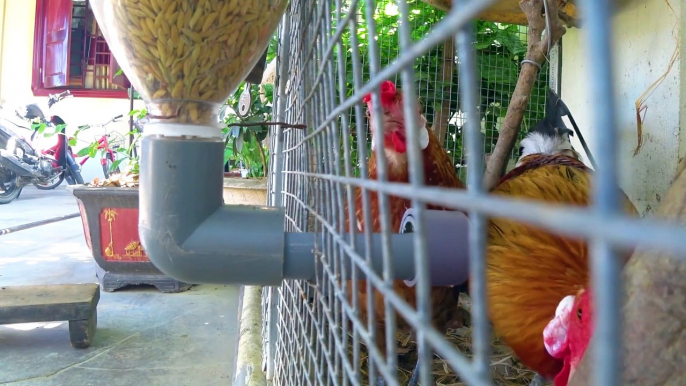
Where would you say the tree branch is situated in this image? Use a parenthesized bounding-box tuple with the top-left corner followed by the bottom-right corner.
(431, 37, 456, 145)
(482, 0, 566, 191)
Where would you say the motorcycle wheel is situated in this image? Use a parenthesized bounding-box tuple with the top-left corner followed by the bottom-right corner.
(102, 153, 120, 179)
(68, 164, 85, 185)
(0, 171, 21, 204)
(34, 171, 65, 190)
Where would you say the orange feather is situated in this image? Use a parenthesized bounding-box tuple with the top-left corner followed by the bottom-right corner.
(485, 154, 639, 378)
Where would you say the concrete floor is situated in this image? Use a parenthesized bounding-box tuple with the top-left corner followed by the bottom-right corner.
(0, 186, 240, 386)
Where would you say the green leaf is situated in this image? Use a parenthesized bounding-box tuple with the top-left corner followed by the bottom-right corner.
(76, 146, 91, 157)
(497, 30, 527, 55)
(110, 158, 124, 172)
(477, 54, 519, 86)
(88, 143, 98, 158)
(263, 83, 274, 102)
(236, 131, 244, 153)
(68, 137, 77, 146)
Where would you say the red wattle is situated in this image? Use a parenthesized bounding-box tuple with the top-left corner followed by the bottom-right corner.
(391, 131, 406, 153)
(554, 357, 572, 386)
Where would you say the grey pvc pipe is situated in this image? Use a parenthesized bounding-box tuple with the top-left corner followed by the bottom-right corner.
(139, 136, 285, 286)
(139, 136, 471, 287)
(283, 209, 470, 286)
(400, 209, 471, 287)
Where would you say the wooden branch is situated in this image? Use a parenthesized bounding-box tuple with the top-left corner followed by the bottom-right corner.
(482, 0, 566, 191)
(431, 37, 456, 145)
(568, 161, 686, 386)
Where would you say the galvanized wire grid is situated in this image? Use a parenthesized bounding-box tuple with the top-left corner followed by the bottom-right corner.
(262, 0, 686, 385)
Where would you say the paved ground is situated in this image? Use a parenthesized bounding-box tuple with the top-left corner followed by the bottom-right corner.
(0, 185, 240, 386)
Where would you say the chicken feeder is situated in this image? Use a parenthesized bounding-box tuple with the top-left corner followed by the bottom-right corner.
(89, 0, 471, 286)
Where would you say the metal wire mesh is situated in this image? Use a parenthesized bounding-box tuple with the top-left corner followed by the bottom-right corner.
(260, 0, 686, 385)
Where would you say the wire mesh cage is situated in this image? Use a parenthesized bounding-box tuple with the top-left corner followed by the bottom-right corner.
(262, 0, 554, 385)
(257, 0, 681, 385)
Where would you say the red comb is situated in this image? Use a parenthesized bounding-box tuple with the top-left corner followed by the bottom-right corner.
(362, 80, 397, 107)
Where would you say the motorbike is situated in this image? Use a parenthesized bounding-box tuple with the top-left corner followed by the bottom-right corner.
(36, 114, 125, 190)
(0, 90, 83, 204)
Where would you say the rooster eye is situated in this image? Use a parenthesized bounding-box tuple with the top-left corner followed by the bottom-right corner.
(577, 308, 582, 320)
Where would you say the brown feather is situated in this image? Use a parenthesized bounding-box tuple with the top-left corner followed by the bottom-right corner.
(485, 154, 639, 378)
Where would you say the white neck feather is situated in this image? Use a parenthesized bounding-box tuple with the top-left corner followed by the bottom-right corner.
(517, 131, 576, 167)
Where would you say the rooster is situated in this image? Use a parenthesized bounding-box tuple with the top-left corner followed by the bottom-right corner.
(543, 288, 593, 386)
(484, 89, 639, 380)
(344, 80, 466, 385)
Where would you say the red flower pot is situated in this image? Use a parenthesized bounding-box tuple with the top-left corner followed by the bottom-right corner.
(69, 186, 192, 293)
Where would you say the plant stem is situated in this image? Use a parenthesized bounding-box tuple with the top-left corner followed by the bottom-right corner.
(257, 138, 268, 176)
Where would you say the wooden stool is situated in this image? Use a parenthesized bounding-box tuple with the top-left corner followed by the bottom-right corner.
(0, 284, 100, 348)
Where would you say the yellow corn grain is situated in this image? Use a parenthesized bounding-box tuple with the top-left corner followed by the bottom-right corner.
(136, 46, 155, 61)
(201, 12, 218, 33)
(190, 83, 200, 99)
(138, 3, 156, 19)
(164, 1, 177, 18)
(189, 5, 204, 30)
(157, 61, 169, 83)
(170, 25, 180, 45)
(145, 18, 156, 37)
(199, 75, 214, 90)
(200, 89, 214, 100)
(184, 10, 193, 28)
(171, 60, 184, 76)
(154, 13, 164, 29)
(171, 80, 184, 99)
(125, 6, 146, 18)
(183, 59, 192, 79)
(128, 14, 141, 26)
(176, 11, 185, 30)
(210, 43, 221, 63)
(188, 104, 199, 121)
(219, 1, 232, 22)
(156, 39, 167, 60)
(149, 0, 161, 13)
(152, 88, 167, 99)
(140, 34, 155, 45)
(244, 10, 258, 22)
(190, 44, 202, 63)
(182, 28, 203, 43)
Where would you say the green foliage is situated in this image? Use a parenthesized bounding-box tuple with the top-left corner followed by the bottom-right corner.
(67, 108, 144, 175)
(221, 83, 271, 178)
(324, 0, 549, 175)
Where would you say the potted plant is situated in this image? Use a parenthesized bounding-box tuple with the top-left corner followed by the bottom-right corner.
(66, 106, 195, 293)
(220, 83, 271, 205)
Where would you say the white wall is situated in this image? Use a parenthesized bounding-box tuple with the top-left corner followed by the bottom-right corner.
(560, 0, 683, 215)
(0, 0, 145, 183)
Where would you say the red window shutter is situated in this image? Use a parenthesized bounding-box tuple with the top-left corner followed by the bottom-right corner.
(42, 0, 72, 88)
(110, 55, 131, 89)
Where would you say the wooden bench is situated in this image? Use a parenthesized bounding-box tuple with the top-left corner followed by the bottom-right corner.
(0, 284, 100, 348)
